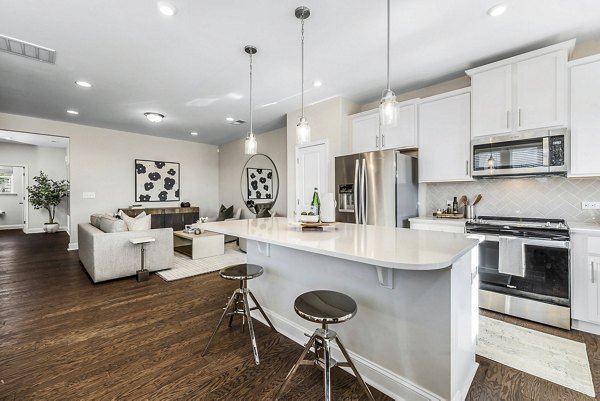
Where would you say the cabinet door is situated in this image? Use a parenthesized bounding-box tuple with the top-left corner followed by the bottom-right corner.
(351, 111, 379, 153)
(381, 102, 417, 150)
(587, 255, 600, 324)
(419, 91, 472, 182)
(516, 51, 567, 130)
(570, 57, 600, 177)
(471, 66, 512, 137)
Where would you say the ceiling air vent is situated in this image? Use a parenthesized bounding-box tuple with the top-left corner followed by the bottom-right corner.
(0, 34, 56, 64)
(230, 120, 246, 125)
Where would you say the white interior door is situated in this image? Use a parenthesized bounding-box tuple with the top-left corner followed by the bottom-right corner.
(296, 142, 328, 216)
(13, 166, 25, 226)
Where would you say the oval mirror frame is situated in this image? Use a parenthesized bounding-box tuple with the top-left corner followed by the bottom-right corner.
(240, 153, 279, 214)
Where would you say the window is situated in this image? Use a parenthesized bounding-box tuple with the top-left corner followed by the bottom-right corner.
(0, 168, 13, 193)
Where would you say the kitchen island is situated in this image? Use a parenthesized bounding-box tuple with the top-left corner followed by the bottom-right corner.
(201, 217, 479, 401)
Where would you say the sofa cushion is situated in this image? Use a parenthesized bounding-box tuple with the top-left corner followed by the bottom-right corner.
(91, 214, 128, 233)
(216, 204, 234, 221)
(119, 210, 151, 231)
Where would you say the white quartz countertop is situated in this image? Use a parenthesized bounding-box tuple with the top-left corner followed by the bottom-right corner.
(569, 221, 600, 233)
(202, 217, 478, 271)
(409, 217, 470, 226)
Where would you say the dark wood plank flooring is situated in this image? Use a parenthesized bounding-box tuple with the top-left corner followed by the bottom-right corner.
(1, 229, 599, 400)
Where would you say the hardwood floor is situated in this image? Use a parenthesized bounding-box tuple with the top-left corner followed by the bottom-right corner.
(1, 229, 599, 400)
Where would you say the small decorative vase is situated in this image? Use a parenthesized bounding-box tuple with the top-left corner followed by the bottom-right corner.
(43, 223, 59, 233)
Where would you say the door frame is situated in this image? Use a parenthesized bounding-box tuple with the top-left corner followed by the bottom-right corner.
(0, 162, 28, 232)
(295, 139, 329, 217)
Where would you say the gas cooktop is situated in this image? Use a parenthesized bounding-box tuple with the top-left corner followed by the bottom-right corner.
(465, 216, 569, 240)
(468, 216, 568, 230)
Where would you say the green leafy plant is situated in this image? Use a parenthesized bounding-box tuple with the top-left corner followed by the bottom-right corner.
(27, 172, 69, 224)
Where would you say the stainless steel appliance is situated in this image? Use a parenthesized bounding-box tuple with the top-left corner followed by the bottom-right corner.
(334, 150, 418, 228)
(472, 128, 568, 178)
(466, 216, 570, 329)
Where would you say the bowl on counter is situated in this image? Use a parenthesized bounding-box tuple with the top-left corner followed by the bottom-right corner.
(299, 214, 319, 223)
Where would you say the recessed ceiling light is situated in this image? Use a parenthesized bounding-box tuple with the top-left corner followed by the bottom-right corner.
(75, 80, 92, 88)
(51, 140, 57, 143)
(226, 117, 235, 122)
(67, 109, 79, 115)
(313, 80, 323, 87)
(190, 131, 198, 136)
(157, 2, 177, 16)
(144, 112, 164, 123)
(487, 4, 507, 17)
(3, 136, 12, 140)
(227, 93, 243, 100)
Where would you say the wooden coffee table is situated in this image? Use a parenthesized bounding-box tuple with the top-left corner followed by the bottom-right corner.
(173, 230, 224, 260)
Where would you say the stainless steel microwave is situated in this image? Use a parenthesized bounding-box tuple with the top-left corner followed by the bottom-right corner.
(472, 128, 568, 178)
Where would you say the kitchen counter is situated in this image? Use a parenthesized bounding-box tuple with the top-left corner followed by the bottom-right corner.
(409, 216, 470, 226)
(202, 217, 478, 400)
(202, 217, 477, 270)
(569, 221, 600, 233)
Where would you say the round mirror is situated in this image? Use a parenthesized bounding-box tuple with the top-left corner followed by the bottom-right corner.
(240, 153, 279, 215)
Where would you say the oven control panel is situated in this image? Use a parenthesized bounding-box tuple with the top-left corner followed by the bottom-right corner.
(549, 136, 565, 167)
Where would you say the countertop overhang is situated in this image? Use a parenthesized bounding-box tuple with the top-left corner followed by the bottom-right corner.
(201, 217, 478, 271)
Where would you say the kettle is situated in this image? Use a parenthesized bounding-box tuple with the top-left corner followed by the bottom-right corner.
(320, 193, 337, 223)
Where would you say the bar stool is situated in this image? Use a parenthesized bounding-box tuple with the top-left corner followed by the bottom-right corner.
(202, 263, 276, 365)
(276, 290, 375, 401)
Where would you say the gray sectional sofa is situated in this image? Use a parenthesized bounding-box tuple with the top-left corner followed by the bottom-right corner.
(78, 214, 173, 283)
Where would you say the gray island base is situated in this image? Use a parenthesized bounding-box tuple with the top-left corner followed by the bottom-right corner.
(202, 218, 479, 401)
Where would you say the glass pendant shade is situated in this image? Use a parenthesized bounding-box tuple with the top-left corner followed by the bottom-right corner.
(245, 132, 257, 155)
(379, 90, 398, 127)
(296, 117, 311, 144)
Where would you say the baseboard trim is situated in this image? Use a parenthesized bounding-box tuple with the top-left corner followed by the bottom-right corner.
(0, 224, 24, 230)
(251, 307, 442, 401)
(452, 362, 479, 401)
(68, 242, 79, 251)
(572, 319, 600, 335)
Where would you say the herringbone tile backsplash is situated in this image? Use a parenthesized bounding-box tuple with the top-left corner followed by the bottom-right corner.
(425, 177, 600, 223)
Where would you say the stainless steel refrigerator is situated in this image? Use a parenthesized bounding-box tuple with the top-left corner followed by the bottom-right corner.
(334, 150, 418, 228)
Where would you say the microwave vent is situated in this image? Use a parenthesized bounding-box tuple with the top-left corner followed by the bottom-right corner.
(0, 34, 56, 64)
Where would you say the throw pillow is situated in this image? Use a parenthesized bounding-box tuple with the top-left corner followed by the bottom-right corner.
(255, 204, 272, 218)
(118, 210, 148, 231)
(216, 204, 234, 221)
(123, 213, 151, 231)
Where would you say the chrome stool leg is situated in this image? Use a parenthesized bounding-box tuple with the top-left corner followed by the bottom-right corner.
(336, 336, 375, 401)
(275, 332, 318, 400)
(242, 287, 260, 365)
(202, 288, 239, 357)
(248, 289, 277, 331)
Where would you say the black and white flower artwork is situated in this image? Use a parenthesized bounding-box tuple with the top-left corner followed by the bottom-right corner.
(247, 168, 272, 200)
(135, 159, 180, 202)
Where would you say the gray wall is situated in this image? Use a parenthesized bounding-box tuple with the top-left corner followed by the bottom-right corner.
(0, 143, 68, 229)
(218, 127, 287, 219)
(0, 112, 220, 248)
(424, 177, 600, 223)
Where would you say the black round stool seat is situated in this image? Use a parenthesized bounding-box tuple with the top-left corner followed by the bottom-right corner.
(220, 264, 264, 280)
(294, 290, 357, 324)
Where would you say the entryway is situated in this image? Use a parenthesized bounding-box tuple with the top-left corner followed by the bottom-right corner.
(0, 164, 27, 231)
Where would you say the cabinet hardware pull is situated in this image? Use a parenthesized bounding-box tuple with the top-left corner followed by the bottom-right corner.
(592, 261, 596, 284)
(382, 134, 385, 148)
(376, 135, 379, 148)
(518, 109, 522, 127)
(466, 160, 469, 176)
(506, 110, 510, 129)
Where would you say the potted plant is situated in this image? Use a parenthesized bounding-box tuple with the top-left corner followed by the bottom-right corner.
(27, 171, 69, 233)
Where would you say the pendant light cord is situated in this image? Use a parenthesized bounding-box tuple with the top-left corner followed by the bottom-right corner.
(300, 16, 305, 119)
(386, 0, 391, 91)
(249, 51, 253, 135)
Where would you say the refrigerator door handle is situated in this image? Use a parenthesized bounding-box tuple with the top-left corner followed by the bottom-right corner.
(361, 158, 368, 225)
(354, 159, 360, 224)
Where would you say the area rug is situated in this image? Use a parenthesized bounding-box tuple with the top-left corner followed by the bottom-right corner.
(157, 245, 246, 281)
(477, 316, 595, 397)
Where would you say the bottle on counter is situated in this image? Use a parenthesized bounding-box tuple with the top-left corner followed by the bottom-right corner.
(452, 197, 459, 214)
(311, 187, 321, 219)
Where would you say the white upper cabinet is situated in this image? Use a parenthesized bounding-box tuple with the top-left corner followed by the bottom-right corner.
(569, 55, 600, 177)
(471, 65, 512, 137)
(418, 88, 472, 183)
(467, 40, 574, 138)
(350, 99, 418, 154)
(516, 51, 567, 130)
(350, 109, 380, 154)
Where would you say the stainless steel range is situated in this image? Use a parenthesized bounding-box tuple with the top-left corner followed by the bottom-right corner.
(466, 216, 570, 329)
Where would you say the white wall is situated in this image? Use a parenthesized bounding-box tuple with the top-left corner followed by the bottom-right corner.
(286, 96, 360, 217)
(0, 144, 68, 230)
(218, 127, 287, 219)
(0, 112, 219, 249)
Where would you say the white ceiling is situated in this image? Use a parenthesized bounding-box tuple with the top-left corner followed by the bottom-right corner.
(0, 0, 599, 146)
(0, 130, 68, 148)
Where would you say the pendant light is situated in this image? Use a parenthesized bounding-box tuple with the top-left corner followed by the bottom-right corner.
(295, 6, 311, 144)
(244, 45, 258, 155)
(379, 0, 398, 127)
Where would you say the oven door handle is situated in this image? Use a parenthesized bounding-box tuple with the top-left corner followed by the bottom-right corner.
(521, 239, 570, 249)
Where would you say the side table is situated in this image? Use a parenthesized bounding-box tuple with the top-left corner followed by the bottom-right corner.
(129, 237, 156, 281)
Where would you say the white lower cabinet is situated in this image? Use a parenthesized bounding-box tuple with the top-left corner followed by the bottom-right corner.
(571, 231, 600, 331)
(409, 218, 466, 234)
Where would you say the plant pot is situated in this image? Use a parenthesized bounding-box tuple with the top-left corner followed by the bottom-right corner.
(43, 223, 59, 233)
